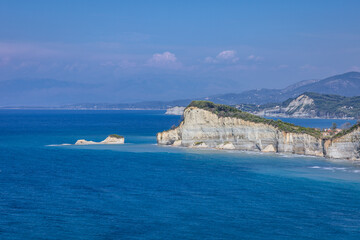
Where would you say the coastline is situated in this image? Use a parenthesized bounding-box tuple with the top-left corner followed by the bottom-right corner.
(157, 102, 360, 161)
(158, 142, 360, 163)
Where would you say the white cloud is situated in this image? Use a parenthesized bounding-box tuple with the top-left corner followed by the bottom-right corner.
(205, 50, 239, 63)
(0, 57, 10, 66)
(349, 66, 360, 72)
(204, 56, 216, 63)
(64, 63, 88, 72)
(217, 50, 237, 60)
(277, 64, 288, 69)
(101, 60, 137, 69)
(247, 55, 263, 61)
(147, 51, 181, 68)
(0, 42, 60, 57)
(300, 64, 317, 70)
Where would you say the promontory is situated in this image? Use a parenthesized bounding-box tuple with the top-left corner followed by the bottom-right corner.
(157, 101, 360, 161)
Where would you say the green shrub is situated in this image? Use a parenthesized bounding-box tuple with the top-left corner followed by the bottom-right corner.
(333, 122, 360, 139)
(109, 134, 124, 139)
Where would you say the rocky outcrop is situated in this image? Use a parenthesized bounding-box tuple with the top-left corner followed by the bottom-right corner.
(247, 92, 360, 119)
(75, 135, 124, 145)
(158, 107, 323, 157)
(324, 126, 360, 160)
(256, 94, 317, 118)
(157, 104, 360, 161)
(75, 139, 98, 145)
(165, 106, 185, 115)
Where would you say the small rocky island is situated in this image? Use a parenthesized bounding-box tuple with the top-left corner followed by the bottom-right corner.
(157, 101, 360, 161)
(75, 134, 125, 145)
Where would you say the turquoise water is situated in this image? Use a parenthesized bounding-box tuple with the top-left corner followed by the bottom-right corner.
(1, 110, 360, 239)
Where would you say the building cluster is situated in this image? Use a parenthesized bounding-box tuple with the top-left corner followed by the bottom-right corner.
(321, 128, 342, 137)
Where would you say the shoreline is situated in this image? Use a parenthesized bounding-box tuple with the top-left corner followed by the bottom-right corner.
(158, 143, 360, 164)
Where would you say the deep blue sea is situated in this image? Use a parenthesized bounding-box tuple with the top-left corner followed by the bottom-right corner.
(1, 110, 360, 240)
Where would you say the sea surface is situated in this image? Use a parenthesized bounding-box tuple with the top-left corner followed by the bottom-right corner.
(0, 110, 360, 240)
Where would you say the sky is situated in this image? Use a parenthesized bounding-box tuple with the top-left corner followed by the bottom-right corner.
(0, 0, 360, 105)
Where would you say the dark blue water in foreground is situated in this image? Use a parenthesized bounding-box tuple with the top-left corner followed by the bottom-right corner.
(1, 110, 360, 240)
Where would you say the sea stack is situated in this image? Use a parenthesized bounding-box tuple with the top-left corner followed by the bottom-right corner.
(75, 134, 125, 145)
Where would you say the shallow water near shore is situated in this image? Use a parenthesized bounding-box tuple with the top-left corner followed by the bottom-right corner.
(1, 110, 360, 239)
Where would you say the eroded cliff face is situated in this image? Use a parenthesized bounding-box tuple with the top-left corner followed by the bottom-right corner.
(157, 107, 324, 157)
(324, 127, 360, 160)
(256, 94, 317, 118)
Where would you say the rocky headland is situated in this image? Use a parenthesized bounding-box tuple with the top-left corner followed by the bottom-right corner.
(239, 92, 360, 119)
(75, 134, 125, 145)
(157, 101, 360, 161)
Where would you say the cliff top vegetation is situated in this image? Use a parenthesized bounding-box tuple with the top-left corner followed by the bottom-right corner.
(109, 134, 124, 139)
(332, 122, 360, 139)
(187, 101, 322, 138)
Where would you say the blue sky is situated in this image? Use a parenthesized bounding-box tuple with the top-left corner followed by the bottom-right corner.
(0, 0, 360, 104)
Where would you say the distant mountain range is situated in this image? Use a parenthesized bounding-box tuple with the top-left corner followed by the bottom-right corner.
(0, 78, 97, 106)
(205, 71, 360, 105)
(59, 71, 360, 109)
(60, 99, 193, 110)
(1, 71, 360, 109)
(238, 92, 360, 119)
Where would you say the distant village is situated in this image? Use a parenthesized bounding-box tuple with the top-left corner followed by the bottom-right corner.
(319, 122, 352, 137)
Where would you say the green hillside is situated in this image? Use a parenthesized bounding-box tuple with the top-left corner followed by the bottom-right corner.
(304, 92, 360, 118)
(237, 92, 360, 119)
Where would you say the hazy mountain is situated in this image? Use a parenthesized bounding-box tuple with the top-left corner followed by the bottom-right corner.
(205, 72, 360, 105)
(0, 79, 98, 106)
(1, 72, 359, 108)
(61, 99, 193, 110)
(289, 72, 360, 97)
(62, 72, 360, 110)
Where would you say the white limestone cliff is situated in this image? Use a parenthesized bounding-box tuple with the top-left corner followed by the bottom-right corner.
(157, 106, 360, 160)
(324, 126, 360, 160)
(257, 94, 317, 118)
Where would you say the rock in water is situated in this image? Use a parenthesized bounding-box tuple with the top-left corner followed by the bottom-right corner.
(75, 139, 97, 145)
(101, 135, 125, 144)
(75, 134, 124, 145)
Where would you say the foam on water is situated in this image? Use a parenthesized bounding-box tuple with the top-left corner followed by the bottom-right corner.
(46, 143, 72, 146)
(309, 165, 360, 174)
